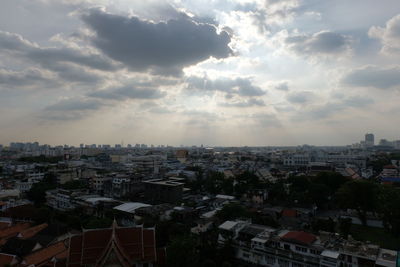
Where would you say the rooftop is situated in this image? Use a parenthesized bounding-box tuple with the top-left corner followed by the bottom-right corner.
(281, 231, 317, 245)
(113, 202, 152, 214)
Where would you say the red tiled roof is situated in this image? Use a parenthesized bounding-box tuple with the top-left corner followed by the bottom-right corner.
(0, 222, 30, 239)
(282, 209, 297, 217)
(115, 227, 143, 261)
(18, 223, 48, 239)
(156, 248, 166, 264)
(23, 241, 67, 266)
(282, 231, 316, 245)
(0, 253, 17, 266)
(143, 228, 156, 262)
(383, 165, 397, 169)
(0, 221, 12, 230)
(68, 224, 160, 266)
(81, 229, 112, 265)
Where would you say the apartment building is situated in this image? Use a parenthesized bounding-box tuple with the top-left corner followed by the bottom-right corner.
(218, 220, 397, 267)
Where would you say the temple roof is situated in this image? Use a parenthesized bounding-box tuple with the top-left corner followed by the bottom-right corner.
(67, 221, 161, 267)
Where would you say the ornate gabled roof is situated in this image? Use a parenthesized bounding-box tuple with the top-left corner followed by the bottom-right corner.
(67, 221, 159, 267)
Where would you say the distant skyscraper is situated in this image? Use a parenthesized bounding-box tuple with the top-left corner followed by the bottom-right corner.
(365, 133, 374, 147)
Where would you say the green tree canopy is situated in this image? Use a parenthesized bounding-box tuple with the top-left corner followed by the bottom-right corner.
(336, 180, 379, 226)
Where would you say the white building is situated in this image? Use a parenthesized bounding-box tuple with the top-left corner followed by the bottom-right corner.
(218, 220, 397, 267)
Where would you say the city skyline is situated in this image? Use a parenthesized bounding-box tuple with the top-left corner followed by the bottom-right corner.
(2, 132, 400, 148)
(1, 0, 400, 146)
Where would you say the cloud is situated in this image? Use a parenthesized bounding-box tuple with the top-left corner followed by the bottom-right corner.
(293, 96, 374, 120)
(45, 98, 103, 111)
(274, 81, 289, 91)
(0, 31, 117, 71)
(286, 91, 315, 104)
(186, 75, 266, 96)
(81, 8, 233, 75)
(285, 31, 351, 57)
(42, 98, 105, 120)
(342, 65, 400, 89)
(0, 68, 57, 89)
(248, 112, 281, 128)
(369, 14, 400, 56)
(219, 98, 265, 107)
(0, 31, 116, 84)
(243, 0, 301, 33)
(89, 85, 166, 100)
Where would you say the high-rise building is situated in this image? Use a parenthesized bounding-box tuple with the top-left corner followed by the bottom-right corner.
(365, 133, 374, 147)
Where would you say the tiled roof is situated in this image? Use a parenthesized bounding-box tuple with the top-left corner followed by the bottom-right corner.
(282, 209, 297, 217)
(68, 223, 160, 266)
(0, 223, 30, 239)
(22, 241, 67, 266)
(282, 231, 316, 245)
(0, 253, 17, 266)
(0, 221, 12, 230)
(383, 165, 397, 169)
(18, 223, 48, 239)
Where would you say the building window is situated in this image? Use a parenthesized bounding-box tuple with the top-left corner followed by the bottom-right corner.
(347, 255, 352, 262)
(266, 256, 275, 264)
(284, 244, 290, 250)
(310, 249, 319, 255)
(295, 246, 307, 253)
(278, 259, 290, 267)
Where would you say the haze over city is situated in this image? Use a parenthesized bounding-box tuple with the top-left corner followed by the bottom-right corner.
(1, 0, 400, 146)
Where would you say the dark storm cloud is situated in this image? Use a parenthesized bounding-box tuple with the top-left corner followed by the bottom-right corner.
(285, 31, 350, 56)
(186, 76, 266, 96)
(0, 31, 117, 83)
(81, 9, 233, 75)
(342, 65, 400, 89)
(89, 85, 166, 100)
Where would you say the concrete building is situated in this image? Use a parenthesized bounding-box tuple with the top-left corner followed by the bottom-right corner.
(218, 220, 397, 267)
(144, 179, 184, 204)
(365, 133, 375, 148)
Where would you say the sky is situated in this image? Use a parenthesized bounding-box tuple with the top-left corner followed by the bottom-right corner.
(0, 0, 400, 146)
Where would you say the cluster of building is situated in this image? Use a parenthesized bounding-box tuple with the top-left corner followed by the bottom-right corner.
(218, 220, 397, 267)
(0, 134, 399, 266)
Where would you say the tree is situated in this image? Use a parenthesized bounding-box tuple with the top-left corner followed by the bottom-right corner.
(377, 185, 400, 237)
(83, 217, 112, 229)
(27, 174, 57, 205)
(234, 171, 260, 196)
(308, 183, 330, 207)
(204, 171, 225, 194)
(216, 203, 250, 222)
(312, 172, 349, 194)
(338, 217, 352, 239)
(166, 235, 199, 267)
(336, 180, 379, 226)
(61, 180, 86, 190)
